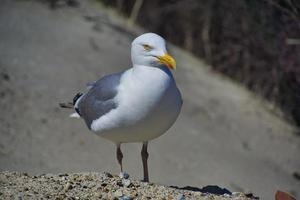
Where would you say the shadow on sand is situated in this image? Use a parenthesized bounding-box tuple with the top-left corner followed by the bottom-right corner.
(170, 185, 232, 195)
(171, 185, 259, 199)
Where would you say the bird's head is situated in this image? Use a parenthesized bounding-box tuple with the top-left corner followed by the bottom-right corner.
(131, 33, 176, 70)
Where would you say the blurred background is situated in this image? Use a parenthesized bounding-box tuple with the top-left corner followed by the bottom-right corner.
(0, 0, 299, 199)
(101, 0, 300, 127)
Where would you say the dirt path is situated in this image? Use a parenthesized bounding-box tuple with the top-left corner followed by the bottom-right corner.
(0, 1, 299, 199)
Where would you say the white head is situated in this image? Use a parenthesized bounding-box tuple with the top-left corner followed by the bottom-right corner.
(131, 33, 176, 70)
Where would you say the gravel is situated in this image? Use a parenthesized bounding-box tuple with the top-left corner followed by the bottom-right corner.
(0, 171, 256, 200)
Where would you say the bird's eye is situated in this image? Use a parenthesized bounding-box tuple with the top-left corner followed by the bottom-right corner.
(142, 44, 153, 51)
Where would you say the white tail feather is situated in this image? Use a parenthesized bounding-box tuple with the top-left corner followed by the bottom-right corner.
(69, 112, 80, 118)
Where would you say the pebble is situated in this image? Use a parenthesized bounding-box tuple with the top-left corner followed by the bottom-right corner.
(120, 196, 133, 200)
(223, 193, 232, 198)
(22, 173, 29, 177)
(104, 172, 113, 178)
(119, 172, 130, 179)
(94, 192, 102, 198)
(176, 194, 186, 200)
(117, 181, 124, 187)
(101, 183, 108, 187)
(140, 182, 149, 187)
(122, 179, 131, 187)
(58, 173, 68, 177)
(64, 182, 73, 191)
(232, 192, 242, 197)
(114, 189, 123, 197)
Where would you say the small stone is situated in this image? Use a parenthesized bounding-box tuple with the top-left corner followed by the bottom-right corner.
(122, 179, 131, 187)
(141, 182, 149, 187)
(119, 172, 130, 179)
(101, 183, 108, 187)
(103, 188, 109, 193)
(131, 191, 138, 197)
(94, 192, 102, 198)
(232, 192, 242, 197)
(58, 173, 68, 177)
(199, 192, 206, 196)
(245, 192, 255, 198)
(114, 190, 123, 197)
(104, 172, 113, 178)
(117, 181, 123, 187)
(120, 196, 133, 200)
(64, 182, 73, 191)
(101, 193, 109, 199)
(22, 173, 28, 176)
(176, 194, 185, 200)
(223, 193, 231, 198)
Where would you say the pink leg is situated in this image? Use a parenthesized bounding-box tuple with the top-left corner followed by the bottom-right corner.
(116, 143, 123, 172)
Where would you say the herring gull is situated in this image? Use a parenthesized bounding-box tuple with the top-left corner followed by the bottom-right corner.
(60, 33, 182, 182)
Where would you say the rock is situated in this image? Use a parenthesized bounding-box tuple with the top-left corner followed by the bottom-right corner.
(120, 196, 133, 200)
(114, 189, 123, 197)
(232, 192, 243, 197)
(119, 172, 130, 179)
(104, 172, 113, 178)
(223, 193, 232, 198)
(94, 192, 102, 198)
(122, 179, 131, 187)
(176, 194, 185, 200)
(64, 182, 73, 191)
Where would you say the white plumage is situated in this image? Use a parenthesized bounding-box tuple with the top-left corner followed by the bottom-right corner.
(69, 33, 182, 182)
(91, 64, 182, 143)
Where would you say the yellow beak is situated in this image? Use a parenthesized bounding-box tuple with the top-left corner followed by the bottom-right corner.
(157, 53, 176, 70)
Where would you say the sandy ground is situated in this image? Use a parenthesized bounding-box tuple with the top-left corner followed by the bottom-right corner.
(0, 0, 299, 199)
(0, 171, 256, 199)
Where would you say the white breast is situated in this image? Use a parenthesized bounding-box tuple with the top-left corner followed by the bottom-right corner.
(91, 65, 182, 143)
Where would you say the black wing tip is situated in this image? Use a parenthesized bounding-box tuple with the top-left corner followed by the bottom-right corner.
(59, 102, 73, 108)
(59, 92, 83, 109)
(73, 92, 83, 105)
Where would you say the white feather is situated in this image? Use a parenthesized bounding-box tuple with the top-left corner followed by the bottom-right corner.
(90, 65, 182, 143)
(70, 112, 80, 118)
(89, 33, 182, 143)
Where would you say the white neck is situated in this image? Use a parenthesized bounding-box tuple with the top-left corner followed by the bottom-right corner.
(132, 64, 174, 81)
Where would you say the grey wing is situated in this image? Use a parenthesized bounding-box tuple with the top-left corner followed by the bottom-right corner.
(86, 81, 96, 89)
(78, 72, 123, 129)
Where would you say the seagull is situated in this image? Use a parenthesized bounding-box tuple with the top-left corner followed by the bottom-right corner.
(60, 33, 182, 182)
